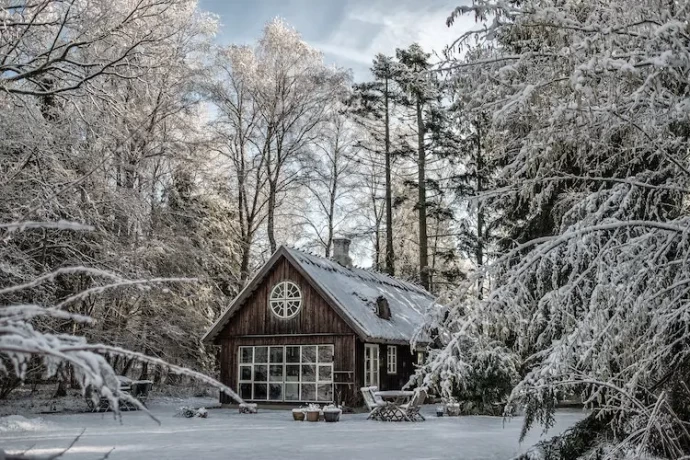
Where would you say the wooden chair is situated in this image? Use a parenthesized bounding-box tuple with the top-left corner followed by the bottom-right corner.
(360, 386, 386, 420)
(401, 389, 427, 421)
(368, 386, 386, 406)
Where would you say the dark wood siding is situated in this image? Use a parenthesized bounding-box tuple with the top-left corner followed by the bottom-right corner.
(215, 254, 419, 407)
(355, 339, 417, 394)
(218, 257, 353, 338)
(217, 256, 358, 404)
(381, 343, 417, 390)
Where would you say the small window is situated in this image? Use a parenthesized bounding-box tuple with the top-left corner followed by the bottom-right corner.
(416, 351, 425, 365)
(269, 281, 302, 319)
(387, 345, 397, 374)
(376, 296, 391, 320)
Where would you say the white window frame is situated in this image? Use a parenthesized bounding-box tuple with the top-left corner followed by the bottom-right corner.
(364, 344, 380, 387)
(268, 281, 302, 319)
(387, 345, 397, 374)
(237, 344, 334, 403)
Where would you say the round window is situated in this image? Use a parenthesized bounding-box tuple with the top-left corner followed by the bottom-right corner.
(269, 281, 302, 319)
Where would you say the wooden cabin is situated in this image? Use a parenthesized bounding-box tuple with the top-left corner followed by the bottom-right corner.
(202, 238, 435, 407)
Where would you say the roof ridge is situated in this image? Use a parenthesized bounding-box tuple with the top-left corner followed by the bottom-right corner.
(286, 246, 433, 297)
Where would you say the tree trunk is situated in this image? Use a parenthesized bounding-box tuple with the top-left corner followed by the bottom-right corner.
(325, 158, 338, 258)
(139, 362, 149, 381)
(384, 76, 395, 276)
(475, 120, 484, 299)
(267, 180, 277, 253)
(54, 380, 67, 398)
(239, 236, 252, 283)
(416, 98, 429, 290)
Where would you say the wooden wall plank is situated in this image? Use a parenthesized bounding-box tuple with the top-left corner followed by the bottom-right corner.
(218, 257, 353, 338)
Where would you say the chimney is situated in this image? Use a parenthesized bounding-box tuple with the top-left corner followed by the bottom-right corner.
(332, 237, 353, 268)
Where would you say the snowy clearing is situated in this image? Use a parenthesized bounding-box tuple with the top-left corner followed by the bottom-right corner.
(1, 401, 584, 460)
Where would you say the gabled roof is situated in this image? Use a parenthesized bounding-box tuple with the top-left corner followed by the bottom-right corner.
(202, 246, 436, 345)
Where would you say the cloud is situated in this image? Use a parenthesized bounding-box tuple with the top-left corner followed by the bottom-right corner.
(311, 0, 477, 78)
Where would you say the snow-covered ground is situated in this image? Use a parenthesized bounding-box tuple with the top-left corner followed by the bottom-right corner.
(0, 400, 585, 460)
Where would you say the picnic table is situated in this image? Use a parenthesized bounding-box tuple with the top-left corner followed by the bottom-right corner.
(374, 390, 417, 422)
(375, 390, 415, 403)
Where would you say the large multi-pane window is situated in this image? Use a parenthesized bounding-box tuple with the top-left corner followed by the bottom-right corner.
(238, 345, 334, 402)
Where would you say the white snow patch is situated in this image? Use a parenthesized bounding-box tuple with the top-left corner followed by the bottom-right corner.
(0, 415, 54, 433)
(0, 402, 586, 460)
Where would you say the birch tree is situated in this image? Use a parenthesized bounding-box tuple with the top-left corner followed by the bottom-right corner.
(299, 111, 359, 256)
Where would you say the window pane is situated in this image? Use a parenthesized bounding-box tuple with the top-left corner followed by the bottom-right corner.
(286, 365, 300, 382)
(301, 346, 316, 363)
(269, 384, 283, 401)
(301, 364, 316, 382)
(254, 364, 267, 382)
(301, 383, 316, 401)
(270, 347, 284, 363)
(240, 347, 253, 364)
(318, 345, 333, 363)
(317, 384, 333, 402)
(285, 383, 299, 401)
(253, 383, 267, 400)
(286, 346, 300, 363)
(318, 365, 332, 382)
(240, 365, 252, 381)
(239, 383, 252, 400)
(269, 365, 284, 382)
(254, 347, 268, 363)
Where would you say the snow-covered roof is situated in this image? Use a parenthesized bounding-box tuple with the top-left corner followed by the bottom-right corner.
(202, 246, 436, 345)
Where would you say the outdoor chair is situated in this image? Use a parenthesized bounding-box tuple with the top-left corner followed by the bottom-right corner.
(360, 386, 386, 420)
(401, 389, 427, 421)
(368, 386, 386, 406)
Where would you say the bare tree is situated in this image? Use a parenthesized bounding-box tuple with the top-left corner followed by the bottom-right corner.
(208, 45, 270, 283)
(297, 111, 359, 256)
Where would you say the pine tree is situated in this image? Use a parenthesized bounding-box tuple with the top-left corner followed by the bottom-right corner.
(349, 55, 406, 275)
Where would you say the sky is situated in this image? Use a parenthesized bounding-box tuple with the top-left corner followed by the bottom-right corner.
(198, 0, 476, 81)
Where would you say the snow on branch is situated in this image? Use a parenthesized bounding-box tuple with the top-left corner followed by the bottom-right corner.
(0, 221, 244, 427)
(424, 0, 690, 455)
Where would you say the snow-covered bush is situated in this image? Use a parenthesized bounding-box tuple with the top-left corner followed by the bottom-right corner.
(411, 286, 520, 414)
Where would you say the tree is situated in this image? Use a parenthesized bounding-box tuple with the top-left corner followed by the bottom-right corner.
(210, 19, 349, 264)
(208, 44, 270, 283)
(299, 110, 359, 257)
(420, 0, 690, 458)
(253, 19, 349, 253)
(1, 0, 242, 399)
(395, 43, 436, 290)
(350, 55, 406, 275)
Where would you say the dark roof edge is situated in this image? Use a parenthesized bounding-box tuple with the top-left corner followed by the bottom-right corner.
(202, 246, 287, 344)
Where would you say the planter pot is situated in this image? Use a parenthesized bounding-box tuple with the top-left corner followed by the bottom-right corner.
(305, 410, 320, 422)
(239, 403, 258, 414)
(292, 410, 305, 421)
(446, 404, 460, 417)
(323, 409, 341, 423)
(436, 406, 444, 417)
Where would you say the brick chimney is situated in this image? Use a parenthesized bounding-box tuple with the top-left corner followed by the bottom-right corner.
(332, 237, 353, 268)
